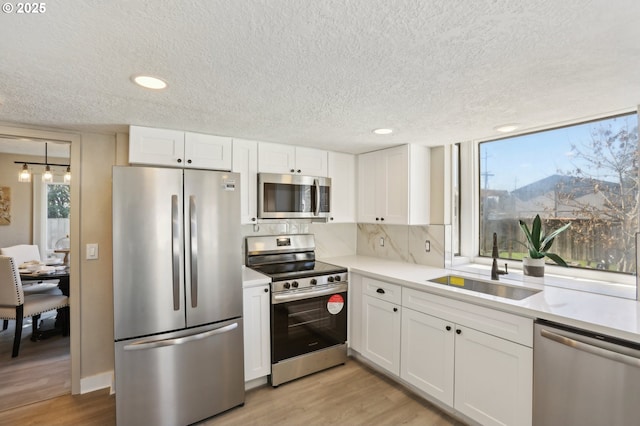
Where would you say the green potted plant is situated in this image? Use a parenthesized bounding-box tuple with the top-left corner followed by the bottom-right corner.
(518, 214, 571, 277)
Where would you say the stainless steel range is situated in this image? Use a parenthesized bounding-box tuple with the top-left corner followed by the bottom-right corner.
(245, 234, 348, 387)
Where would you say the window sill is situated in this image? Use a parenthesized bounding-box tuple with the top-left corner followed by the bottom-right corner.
(451, 258, 637, 300)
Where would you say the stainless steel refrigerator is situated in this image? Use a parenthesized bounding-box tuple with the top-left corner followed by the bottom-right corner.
(112, 166, 244, 426)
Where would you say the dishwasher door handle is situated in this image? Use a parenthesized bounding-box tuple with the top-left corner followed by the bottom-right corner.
(540, 328, 640, 368)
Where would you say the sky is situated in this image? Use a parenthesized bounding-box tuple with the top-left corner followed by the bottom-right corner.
(480, 114, 638, 191)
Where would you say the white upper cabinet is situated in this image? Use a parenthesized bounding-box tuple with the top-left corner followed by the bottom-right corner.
(328, 151, 356, 222)
(231, 139, 258, 224)
(258, 142, 328, 176)
(129, 126, 184, 166)
(184, 132, 232, 170)
(294, 146, 328, 176)
(357, 144, 429, 225)
(129, 126, 232, 170)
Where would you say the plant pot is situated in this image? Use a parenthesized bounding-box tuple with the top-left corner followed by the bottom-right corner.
(523, 257, 545, 277)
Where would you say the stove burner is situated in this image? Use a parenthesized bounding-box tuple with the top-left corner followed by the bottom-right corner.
(251, 260, 346, 281)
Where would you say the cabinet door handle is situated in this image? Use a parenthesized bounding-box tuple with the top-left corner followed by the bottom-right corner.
(393, 307, 398, 312)
(380, 217, 385, 221)
(456, 329, 462, 335)
(376, 288, 385, 294)
(290, 169, 295, 173)
(446, 325, 452, 331)
(264, 288, 269, 293)
(177, 158, 182, 163)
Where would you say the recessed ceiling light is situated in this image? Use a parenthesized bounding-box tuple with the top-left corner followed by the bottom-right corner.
(494, 124, 519, 133)
(372, 128, 393, 135)
(132, 75, 168, 90)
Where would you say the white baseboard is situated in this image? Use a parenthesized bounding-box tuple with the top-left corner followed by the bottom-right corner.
(245, 376, 268, 390)
(80, 370, 114, 394)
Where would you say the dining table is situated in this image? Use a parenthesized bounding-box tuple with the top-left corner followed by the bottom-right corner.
(19, 269, 69, 295)
(19, 268, 70, 340)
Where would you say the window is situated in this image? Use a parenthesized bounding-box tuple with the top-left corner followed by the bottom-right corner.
(33, 178, 70, 259)
(46, 183, 70, 253)
(479, 113, 639, 275)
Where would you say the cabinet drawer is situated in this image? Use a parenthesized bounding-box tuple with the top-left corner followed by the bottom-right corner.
(363, 277, 402, 305)
(403, 287, 533, 347)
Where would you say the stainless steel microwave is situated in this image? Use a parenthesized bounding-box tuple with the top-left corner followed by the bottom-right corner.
(258, 173, 331, 220)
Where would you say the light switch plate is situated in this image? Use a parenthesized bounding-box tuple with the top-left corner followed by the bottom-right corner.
(86, 243, 99, 260)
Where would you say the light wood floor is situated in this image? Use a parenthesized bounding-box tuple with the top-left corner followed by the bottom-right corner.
(0, 312, 71, 412)
(0, 359, 466, 426)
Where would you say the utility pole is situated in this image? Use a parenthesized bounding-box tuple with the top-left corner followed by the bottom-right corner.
(481, 150, 494, 190)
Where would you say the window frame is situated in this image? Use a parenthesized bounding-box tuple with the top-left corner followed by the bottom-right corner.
(454, 108, 639, 294)
(33, 174, 70, 259)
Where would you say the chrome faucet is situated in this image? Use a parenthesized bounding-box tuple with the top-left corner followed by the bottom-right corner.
(491, 232, 508, 280)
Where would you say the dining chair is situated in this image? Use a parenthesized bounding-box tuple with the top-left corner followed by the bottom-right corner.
(0, 244, 42, 265)
(0, 244, 61, 293)
(0, 256, 69, 358)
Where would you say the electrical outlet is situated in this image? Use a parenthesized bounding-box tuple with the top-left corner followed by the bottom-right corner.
(86, 243, 99, 260)
(379, 237, 385, 247)
(425, 240, 431, 252)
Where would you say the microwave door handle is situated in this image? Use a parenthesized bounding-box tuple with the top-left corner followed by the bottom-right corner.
(314, 178, 320, 216)
(171, 194, 181, 311)
(189, 195, 198, 308)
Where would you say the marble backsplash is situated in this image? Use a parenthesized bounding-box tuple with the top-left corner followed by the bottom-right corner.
(240, 221, 357, 261)
(240, 220, 449, 268)
(356, 223, 451, 268)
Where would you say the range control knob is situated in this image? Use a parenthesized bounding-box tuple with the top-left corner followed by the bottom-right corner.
(327, 276, 335, 283)
(310, 279, 317, 285)
(334, 275, 342, 282)
(292, 281, 299, 288)
(283, 282, 291, 289)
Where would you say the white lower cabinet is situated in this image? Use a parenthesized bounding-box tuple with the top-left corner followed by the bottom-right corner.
(361, 294, 401, 376)
(242, 284, 271, 381)
(352, 272, 533, 426)
(401, 287, 533, 426)
(454, 326, 532, 426)
(401, 306, 532, 426)
(401, 307, 455, 405)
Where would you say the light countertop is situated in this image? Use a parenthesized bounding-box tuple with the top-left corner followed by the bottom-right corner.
(242, 266, 270, 288)
(322, 255, 640, 344)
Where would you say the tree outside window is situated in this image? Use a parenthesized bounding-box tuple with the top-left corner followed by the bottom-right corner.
(47, 183, 70, 251)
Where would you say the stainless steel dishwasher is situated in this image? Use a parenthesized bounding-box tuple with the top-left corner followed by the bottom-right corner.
(534, 319, 640, 426)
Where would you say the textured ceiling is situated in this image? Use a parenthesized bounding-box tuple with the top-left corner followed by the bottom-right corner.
(1, 0, 639, 154)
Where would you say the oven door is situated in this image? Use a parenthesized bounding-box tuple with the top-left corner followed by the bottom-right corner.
(258, 173, 331, 219)
(271, 288, 347, 363)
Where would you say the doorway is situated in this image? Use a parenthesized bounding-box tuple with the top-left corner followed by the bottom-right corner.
(0, 128, 79, 411)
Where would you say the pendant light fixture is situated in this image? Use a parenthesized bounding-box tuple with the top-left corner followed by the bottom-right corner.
(18, 163, 31, 182)
(42, 143, 53, 183)
(14, 141, 70, 183)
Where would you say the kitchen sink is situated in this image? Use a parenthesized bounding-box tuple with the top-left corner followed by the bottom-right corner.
(428, 275, 541, 300)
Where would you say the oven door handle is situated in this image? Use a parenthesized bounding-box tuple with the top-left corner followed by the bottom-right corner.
(272, 283, 348, 304)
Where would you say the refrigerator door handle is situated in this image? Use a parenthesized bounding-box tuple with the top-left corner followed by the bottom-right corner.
(314, 178, 321, 216)
(171, 194, 181, 311)
(123, 322, 239, 351)
(189, 195, 198, 308)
